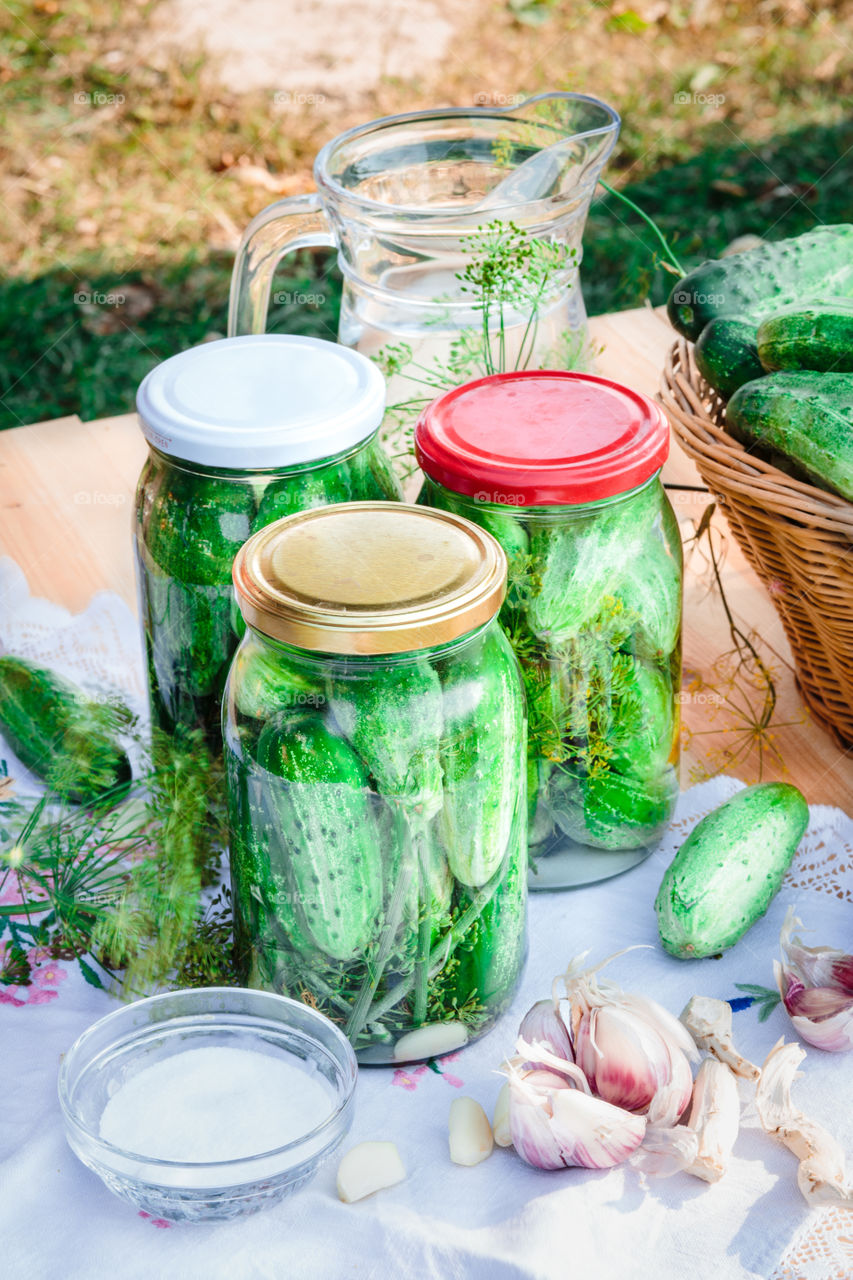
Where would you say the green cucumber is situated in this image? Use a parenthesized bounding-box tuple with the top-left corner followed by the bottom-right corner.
(609, 662, 676, 782)
(451, 814, 527, 1012)
(136, 465, 253, 742)
(437, 627, 525, 888)
(254, 717, 384, 961)
(667, 226, 853, 341)
(726, 371, 853, 500)
(252, 467, 352, 531)
(655, 782, 809, 958)
(0, 656, 131, 804)
(614, 523, 682, 663)
(231, 639, 326, 722)
(694, 318, 764, 398)
(252, 443, 401, 531)
(527, 486, 657, 645)
(328, 660, 444, 819)
(142, 466, 254, 588)
(757, 299, 853, 373)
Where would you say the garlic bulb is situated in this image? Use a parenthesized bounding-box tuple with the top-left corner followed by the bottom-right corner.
(680, 995, 761, 1081)
(507, 1060, 646, 1170)
(506, 952, 701, 1172)
(775, 909, 853, 1052)
(756, 1038, 853, 1206)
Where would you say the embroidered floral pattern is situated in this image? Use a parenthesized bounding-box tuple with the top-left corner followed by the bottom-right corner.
(138, 1211, 173, 1229)
(392, 1052, 464, 1091)
(0, 941, 68, 1006)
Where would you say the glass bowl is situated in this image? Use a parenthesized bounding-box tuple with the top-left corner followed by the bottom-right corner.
(58, 987, 357, 1223)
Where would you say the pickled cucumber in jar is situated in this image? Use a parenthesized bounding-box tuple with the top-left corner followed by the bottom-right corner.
(134, 335, 399, 754)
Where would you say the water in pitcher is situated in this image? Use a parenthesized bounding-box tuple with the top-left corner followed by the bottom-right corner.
(228, 94, 620, 443)
(338, 258, 595, 422)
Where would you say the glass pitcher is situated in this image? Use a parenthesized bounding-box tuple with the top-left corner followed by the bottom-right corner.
(228, 94, 620, 403)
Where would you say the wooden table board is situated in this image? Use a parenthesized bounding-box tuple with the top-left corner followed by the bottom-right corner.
(1, 307, 850, 807)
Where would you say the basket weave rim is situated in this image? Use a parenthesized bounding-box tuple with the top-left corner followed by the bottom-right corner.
(658, 337, 853, 536)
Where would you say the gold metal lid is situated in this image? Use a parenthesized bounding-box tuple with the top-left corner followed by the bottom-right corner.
(232, 501, 507, 654)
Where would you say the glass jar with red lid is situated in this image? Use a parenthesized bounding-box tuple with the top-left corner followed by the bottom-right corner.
(415, 370, 682, 889)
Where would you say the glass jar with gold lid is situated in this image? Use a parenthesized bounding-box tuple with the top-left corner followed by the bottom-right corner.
(223, 502, 527, 1064)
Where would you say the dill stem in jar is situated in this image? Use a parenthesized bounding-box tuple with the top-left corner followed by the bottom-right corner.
(411, 825, 433, 1027)
(364, 860, 505, 1026)
(344, 810, 418, 1045)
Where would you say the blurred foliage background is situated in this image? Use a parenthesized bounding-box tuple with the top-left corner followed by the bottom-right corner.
(0, 0, 850, 427)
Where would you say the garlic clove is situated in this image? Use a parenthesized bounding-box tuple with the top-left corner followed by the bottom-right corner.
(680, 995, 761, 1081)
(393, 1022, 468, 1062)
(623, 992, 701, 1065)
(519, 998, 573, 1064)
(575, 1004, 683, 1116)
(779, 908, 852, 990)
(508, 1076, 570, 1170)
(684, 1058, 740, 1183)
(776, 912, 853, 1053)
(548, 1087, 647, 1169)
(492, 1083, 513, 1148)
(787, 1006, 853, 1054)
(336, 1141, 407, 1202)
(783, 982, 853, 1020)
(798, 1155, 853, 1207)
(646, 1032, 695, 1129)
(756, 1038, 853, 1206)
(448, 1097, 494, 1166)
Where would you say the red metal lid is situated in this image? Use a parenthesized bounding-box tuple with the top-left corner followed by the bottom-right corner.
(414, 370, 670, 505)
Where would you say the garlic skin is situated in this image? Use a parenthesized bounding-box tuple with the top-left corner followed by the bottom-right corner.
(518, 997, 574, 1064)
(508, 1063, 646, 1170)
(756, 1038, 853, 1206)
(629, 1125, 700, 1179)
(684, 1058, 740, 1183)
(775, 909, 853, 1053)
(492, 1083, 513, 1148)
(680, 995, 761, 1081)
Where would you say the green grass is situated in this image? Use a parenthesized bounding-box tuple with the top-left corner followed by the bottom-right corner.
(0, 253, 341, 427)
(1, 0, 851, 429)
(582, 117, 853, 314)
(1, 116, 849, 430)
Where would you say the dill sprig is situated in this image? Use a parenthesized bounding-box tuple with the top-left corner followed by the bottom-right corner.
(374, 219, 599, 472)
(0, 725, 236, 996)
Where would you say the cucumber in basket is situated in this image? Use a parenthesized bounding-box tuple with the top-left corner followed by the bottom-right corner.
(757, 299, 853, 373)
(726, 371, 853, 501)
(655, 782, 809, 958)
(0, 656, 132, 804)
(667, 225, 853, 342)
(693, 317, 764, 398)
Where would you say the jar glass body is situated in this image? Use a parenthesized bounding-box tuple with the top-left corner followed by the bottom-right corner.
(223, 618, 527, 1064)
(419, 475, 682, 889)
(133, 437, 400, 754)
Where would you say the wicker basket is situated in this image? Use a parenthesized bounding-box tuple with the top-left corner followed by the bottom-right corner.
(659, 337, 853, 749)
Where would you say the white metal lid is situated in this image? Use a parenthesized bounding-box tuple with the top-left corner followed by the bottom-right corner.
(136, 334, 386, 468)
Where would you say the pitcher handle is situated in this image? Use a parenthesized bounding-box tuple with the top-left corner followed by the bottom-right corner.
(227, 194, 336, 336)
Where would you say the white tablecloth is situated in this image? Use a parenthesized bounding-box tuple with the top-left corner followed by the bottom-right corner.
(2, 562, 853, 1279)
